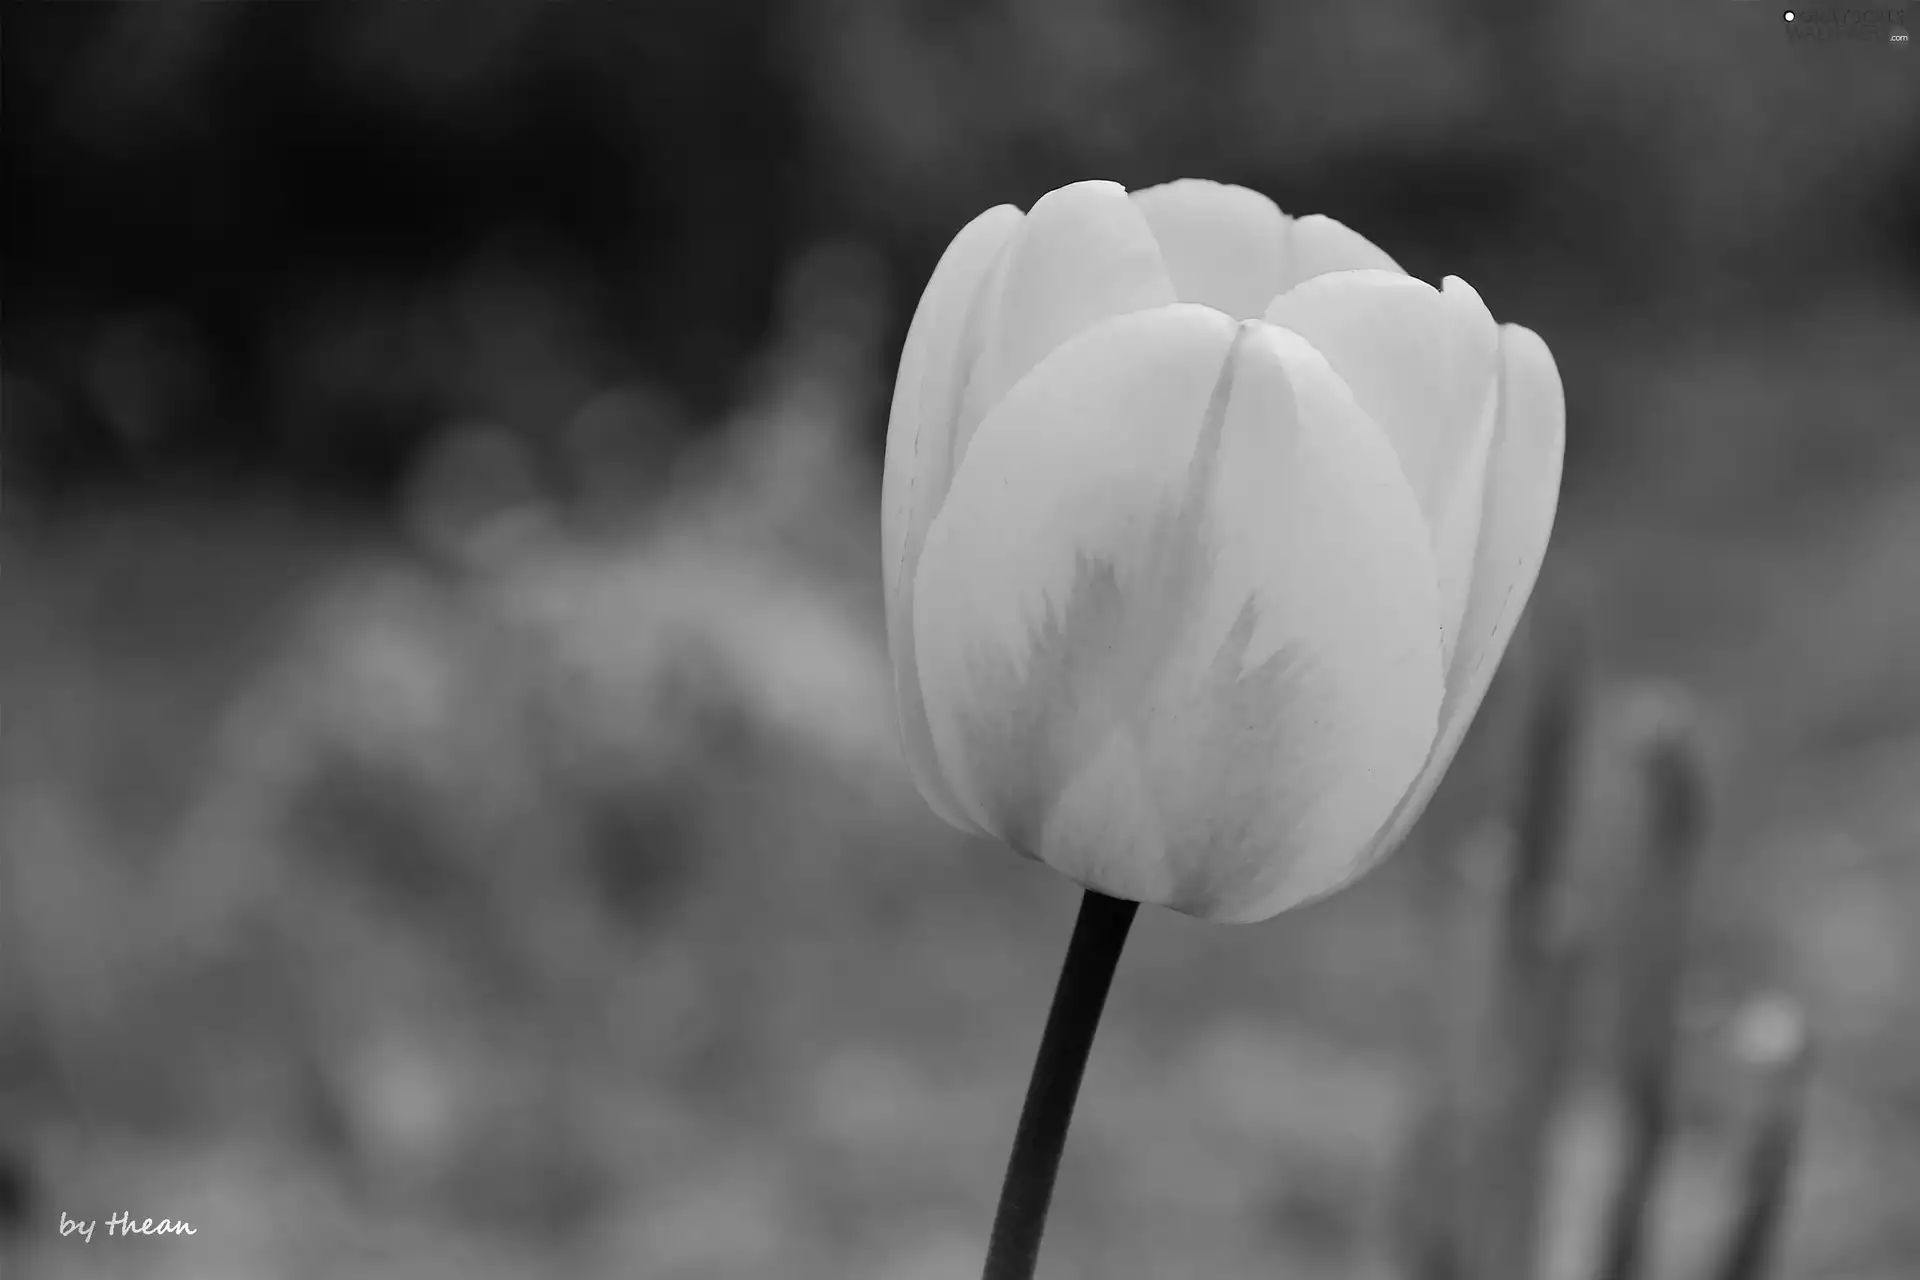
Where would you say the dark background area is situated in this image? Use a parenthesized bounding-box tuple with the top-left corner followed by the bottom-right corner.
(5, 4, 1920, 1278)
(9, 1, 1918, 509)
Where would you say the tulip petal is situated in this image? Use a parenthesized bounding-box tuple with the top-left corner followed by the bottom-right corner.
(1280, 213, 1406, 290)
(912, 307, 1445, 922)
(1131, 179, 1288, 320)
(957, 180, 1176, 466)
(1265, 271, 1499, 667)
(882, 203, 1025, 832)
(1357, 321, 1566, 870)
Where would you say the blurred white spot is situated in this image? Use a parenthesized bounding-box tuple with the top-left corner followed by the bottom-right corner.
(1733, 993, 1808, 1067)
(342, 1031, 461, 1192)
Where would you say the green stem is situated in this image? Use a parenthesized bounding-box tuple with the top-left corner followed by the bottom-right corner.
(982, 889, 1138, 1280)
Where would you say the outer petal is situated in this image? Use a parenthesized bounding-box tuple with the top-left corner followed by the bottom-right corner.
(1130, 179, 1287, 321)
(881, 203, 1025, 831)
(1355, 321, 1566, 873)
(955, 180, 1176, 466)
(1265, 271, 1499, 667)
(1279, 213, 1405, 290)
(911, 306, 1445, 922)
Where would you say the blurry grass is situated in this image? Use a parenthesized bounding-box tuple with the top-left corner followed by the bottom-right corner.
(6, 293, 1920, 1279)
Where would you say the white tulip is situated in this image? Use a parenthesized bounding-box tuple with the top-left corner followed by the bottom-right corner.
(881, 178, 1564, 923)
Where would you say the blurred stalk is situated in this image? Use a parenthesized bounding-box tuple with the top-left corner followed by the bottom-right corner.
(1393, 831, 1497, 1280)
(1467, 604, 1592, 1280)
(1394, 605, 1593, 1280)
(1706, 996, 1811, 1280)
(1594, 691, 1710, 1280)
(981, 889, 1137, 1280)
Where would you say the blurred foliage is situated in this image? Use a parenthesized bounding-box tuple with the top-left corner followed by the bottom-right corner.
(6, 0, 1920, 507)
(6, 3, 1920, 1279)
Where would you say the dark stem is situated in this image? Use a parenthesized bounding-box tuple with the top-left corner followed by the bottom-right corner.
(981, 889, 1138, 1280)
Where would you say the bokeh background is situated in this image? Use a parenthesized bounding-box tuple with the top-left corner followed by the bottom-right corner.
(5, 4, 1920, 1278)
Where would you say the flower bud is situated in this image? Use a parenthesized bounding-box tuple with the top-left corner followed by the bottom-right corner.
(881, 179, 1564, 923)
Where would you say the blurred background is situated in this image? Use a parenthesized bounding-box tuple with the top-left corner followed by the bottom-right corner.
(4, 3, 1920, 1278)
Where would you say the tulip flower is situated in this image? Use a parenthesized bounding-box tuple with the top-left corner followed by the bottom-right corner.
(879, 178, 1564, 1280)
(883, 178, 1563, 922)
